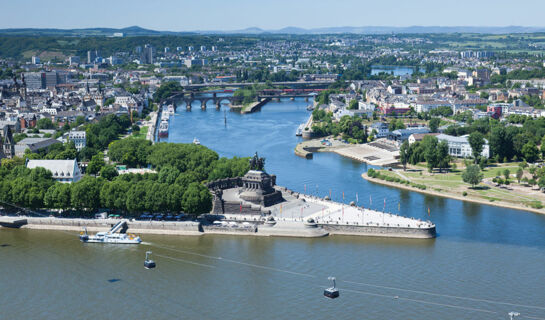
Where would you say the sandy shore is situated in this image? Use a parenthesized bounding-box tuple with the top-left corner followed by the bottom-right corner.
(362, 173, 545, 215)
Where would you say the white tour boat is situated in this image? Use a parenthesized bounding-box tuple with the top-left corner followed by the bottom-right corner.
(79, 220, 141, 244)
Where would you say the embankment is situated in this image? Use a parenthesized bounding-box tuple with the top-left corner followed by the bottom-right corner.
(362, 173, 545, 215)
(19, 217, 203, 235)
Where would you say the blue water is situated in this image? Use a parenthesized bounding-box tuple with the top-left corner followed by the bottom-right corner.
(166, 99, 545, 246)
(371, 65, 420, 76)
(4, 98, 543, 320)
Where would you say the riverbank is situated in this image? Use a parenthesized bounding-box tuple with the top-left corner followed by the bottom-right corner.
(295, 137, 399, 166)
(362, 172, 545, 215)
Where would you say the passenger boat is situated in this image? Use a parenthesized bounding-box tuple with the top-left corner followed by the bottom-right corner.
(79, 220, 141, 244)
(306, 104, 315, 111)
(158, 120, 169, 137)
(167, 104, 175, 115)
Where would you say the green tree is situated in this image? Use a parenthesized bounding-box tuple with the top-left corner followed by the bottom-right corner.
(100, 180, 130, 211)
(462, 164, 484, 188)
(503, 169, 511, 181)
(71, 176, 104, 212)
(522, 140, 539, 163)
(429, 117, 440, 133)
(436, 141, 451, 173)
(44, 183, 72, 211)
(422, 135, 439, 172)
(348, 99, 359, 110)
(37, 117, 55, 129)
(399, 140, 410, 171)
(516, 168, 524, 183)
(468, 132, 485, 162)
(100, 165, 118, 180)
(87, 152, 105, 175)
(182, 182, 212, 215)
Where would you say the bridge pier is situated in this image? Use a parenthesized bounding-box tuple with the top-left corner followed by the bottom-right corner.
(305, 97, 309, 102)
(201, 100, 207, 110)
(186, 101, 192, 110)
(290, 97, 295, 101)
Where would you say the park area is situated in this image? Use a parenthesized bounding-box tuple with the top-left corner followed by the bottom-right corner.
(365, 162, 545, 213)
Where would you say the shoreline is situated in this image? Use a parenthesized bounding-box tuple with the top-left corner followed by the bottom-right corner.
(294, 138, 399, 166)
(362, 173, 545, 216)
(1, 208, 435, 239)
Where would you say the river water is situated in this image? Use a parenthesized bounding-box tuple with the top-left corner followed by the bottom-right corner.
(2, 99, 545, 319)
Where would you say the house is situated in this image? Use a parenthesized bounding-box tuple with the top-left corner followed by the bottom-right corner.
(15, 137, 62, 157)
(408, 133, 440, 145)
(68, 131, 86, 151)
(26, 159, 81, 183)
(388, 127, 430, 142)
(436, 134, 489, 158)
(367, 122, 389, 138)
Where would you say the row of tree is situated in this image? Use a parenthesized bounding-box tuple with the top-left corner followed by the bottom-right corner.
(0, 142, 251, 215)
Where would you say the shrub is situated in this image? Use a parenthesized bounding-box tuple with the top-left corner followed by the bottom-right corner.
(462, 191, 468, 196)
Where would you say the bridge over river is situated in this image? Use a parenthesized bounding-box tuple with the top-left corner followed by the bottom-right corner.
(163, 89, 319, 110)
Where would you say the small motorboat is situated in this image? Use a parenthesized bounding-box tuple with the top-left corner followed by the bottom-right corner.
(324, 276, 339, 299)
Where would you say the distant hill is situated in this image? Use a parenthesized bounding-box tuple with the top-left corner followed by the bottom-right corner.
(1, 25, 545, 36)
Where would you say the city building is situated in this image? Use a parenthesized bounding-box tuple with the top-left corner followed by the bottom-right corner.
(23, 72, 45, 90)
(142, 44, 154, 64)
(436, 134, 490, 158)
(87, 50, 99, 64)
(15, 137, 62, 157)
(368, 122, 389, 138)
(68, 131, 86, 151)
(26, 159, 82, 183)
(31, 56, 40, 64)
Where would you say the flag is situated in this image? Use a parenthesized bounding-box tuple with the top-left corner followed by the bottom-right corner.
(370, 195, 372, 205)
(428, 207, 431, 217)
(342, 191, 345, 200)
(304, 184, 306, 193)
(398, 202, 400, 211)
(239, 203, 242, 212)
(329, 189, 332, 198)
(383, 198, 386, 211)
(356, 193, 359, 203)
(280, 204, 282, 214)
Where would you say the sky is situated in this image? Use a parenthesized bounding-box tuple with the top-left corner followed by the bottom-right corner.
(1, 0, 544, 31)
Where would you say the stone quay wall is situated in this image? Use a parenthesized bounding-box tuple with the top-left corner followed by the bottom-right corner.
(21, 217, 202, 234)
(319, 223, 436, 239)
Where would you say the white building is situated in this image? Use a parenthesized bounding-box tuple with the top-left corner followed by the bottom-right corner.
(368, 122, 389, 138)
(68, 131, 86, 151)
(436, 134, 489, 159)
(26, 159, 82, 183)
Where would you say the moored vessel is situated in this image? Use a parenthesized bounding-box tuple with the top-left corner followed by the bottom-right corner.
(79, 220, 142, 244)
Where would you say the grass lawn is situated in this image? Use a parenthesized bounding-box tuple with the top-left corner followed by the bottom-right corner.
(128, 126, 148, 139)
(374, 161, 544, 209)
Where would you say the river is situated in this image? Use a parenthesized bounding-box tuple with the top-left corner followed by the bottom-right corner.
(2, 98, 545, 319)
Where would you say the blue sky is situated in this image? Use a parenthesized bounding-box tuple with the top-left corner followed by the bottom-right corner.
(1, 0, 544, 30)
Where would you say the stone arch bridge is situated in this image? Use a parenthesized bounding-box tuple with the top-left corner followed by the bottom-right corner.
(164, 91, 242, 110)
